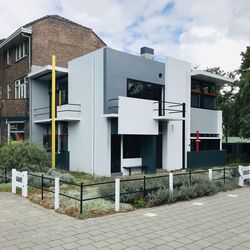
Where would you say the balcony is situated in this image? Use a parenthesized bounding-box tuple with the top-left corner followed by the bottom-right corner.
(57, 104, 81, 121)
(104, 96, 185, 135)
(33, 104, 81, 123)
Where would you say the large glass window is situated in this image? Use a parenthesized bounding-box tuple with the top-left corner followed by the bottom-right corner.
(127, 79, 162, 101)
(9, 122, 25, 142)
(191, 80, 216, 109)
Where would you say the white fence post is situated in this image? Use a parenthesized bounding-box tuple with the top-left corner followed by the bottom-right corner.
(169, 173, 173, 192)
(115, 178, 120, 212)
(22, 171, 28, 197)
(54, 177, 60, 210)
(238, 165, 244, 186)
(208, 169, 213, 181)
(12, 169, 16, 194)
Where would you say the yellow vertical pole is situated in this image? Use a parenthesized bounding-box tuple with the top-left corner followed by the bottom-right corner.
(51, 55, 56, 169)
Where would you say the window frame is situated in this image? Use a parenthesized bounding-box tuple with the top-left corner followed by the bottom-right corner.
(7, 83, 11, 99)
(16, 42, 27, 61)
(15, 77, 27, 99)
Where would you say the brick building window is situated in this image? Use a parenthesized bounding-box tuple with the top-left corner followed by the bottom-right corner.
(6, 49, 11, 65)
(7, 84, 11, 99)
(8, 122, 25, 142)
(16, 42, 27, 61)
(15, 77, 27, 99)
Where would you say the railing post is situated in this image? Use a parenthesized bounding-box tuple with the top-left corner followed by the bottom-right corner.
(22, 171, 28, 198)
(115, 178, 120, 212)
(80, 182, 83, 215)
(238, 165, 244, 187)
(189, 170, 192, 185)
(55, 177, 60, 210)
(223, 167, 226, 184)
(169, 173, 173, 192)
(41, 174, 44, 200)
(12, 169, 16, 194)
(208, 169, 213, 181)
(143, 176, 146, 198)
(4, 167, 7, 184)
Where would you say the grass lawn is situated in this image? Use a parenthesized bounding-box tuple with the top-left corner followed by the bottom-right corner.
(222, 136, 250, 143)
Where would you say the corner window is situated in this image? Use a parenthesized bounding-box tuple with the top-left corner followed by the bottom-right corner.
(8, 122, 25, 142)
(16, 42, 27, 61)
(15, 77, 27, 99)
(7, 84, 11, 99)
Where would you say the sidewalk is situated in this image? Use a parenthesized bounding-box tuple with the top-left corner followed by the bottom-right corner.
(0, 188, 250, 249)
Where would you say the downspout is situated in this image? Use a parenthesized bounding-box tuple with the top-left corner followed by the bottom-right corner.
(22, 33, 32, 143)
(91, 58, 96, 175)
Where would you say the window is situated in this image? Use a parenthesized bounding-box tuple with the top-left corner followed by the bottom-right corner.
(16, 42, 27, 61)
(191, 80, 216, 109)
(8, 122, 25, 142)
(7, 84, 11, 99)
(15, 77, 27, 99)
(127, 79, 162, 101)
(6, 49, 11, 65)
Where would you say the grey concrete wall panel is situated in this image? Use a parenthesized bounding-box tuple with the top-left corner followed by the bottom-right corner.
(104, 48, 165, 113)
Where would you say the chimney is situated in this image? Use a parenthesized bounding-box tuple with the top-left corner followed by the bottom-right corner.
(140, 47, 154, 60)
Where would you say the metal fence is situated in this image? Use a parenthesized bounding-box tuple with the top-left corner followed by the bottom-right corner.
(0, 166, 240, 215)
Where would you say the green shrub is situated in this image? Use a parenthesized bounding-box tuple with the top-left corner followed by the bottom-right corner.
(28, 170, 76, 187)
(0, 142, 50, 172)
(134, 198, 145, 208)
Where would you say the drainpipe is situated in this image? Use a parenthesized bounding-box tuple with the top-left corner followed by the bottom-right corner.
(91, 58, 96, 175)
(22, 33, 32, 143)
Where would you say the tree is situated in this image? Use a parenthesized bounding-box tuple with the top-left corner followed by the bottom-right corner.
(234, 47, 250, 138)
(205, 67, 238, 142)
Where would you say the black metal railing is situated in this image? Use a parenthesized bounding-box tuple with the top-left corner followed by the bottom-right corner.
(0, 166, 240, 215)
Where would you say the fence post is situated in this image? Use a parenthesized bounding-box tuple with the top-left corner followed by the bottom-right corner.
(54, 177, 60, 210)
(12, 169, 16, 194)
(22, 171, 28, 198)
(238, 165, 244, 186)
(189, 170, 192, 184)
(80, 183, 83, 215)
(208, 169, 213, 181)
(223, 167, 226, 184)
(169, 173, 173, 192)
(143, 176, 146, 198)
(41, 174, 44, 200)
(4, 167, 7, 184)
(115, 178, 120, 212)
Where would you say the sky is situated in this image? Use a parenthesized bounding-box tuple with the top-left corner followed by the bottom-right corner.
(0, 0, 249, 72)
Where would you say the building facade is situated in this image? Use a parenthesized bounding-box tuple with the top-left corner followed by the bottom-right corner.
(29, 47, 233, 175)
(0, 15, 106, 144)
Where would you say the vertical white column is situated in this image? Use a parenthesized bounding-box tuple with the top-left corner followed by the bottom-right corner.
(208, 169, 213, 181)
(22, 171, 28, 197)
(12, 169, 16, 194)
(115, 178, 120, 212)
(238, 165, 244, 187)
(169, 173, 173, 192)
(55, 177, 60, 210)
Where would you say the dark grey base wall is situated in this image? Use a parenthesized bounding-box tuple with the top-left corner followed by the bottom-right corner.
(187, 150, 226, 169)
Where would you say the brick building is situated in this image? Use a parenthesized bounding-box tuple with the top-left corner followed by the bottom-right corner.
(0, 15, 106, 143)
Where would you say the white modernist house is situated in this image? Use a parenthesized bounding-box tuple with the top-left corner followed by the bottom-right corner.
(28, 47, 233, 176)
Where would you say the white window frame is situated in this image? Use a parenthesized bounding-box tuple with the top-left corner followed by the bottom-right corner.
(7, 84, 11, 99)
(16, 42, 27, 61)
(6, 49, 11, 65)
(15, 77, 27, 99)
(8, 121, 25, 143)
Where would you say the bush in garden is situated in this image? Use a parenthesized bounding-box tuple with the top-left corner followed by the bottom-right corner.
(0, 142, 50, 172)
(28, 170, 76, 187)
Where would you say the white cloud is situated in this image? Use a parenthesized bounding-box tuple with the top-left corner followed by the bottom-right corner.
(0, 0, 249, 71)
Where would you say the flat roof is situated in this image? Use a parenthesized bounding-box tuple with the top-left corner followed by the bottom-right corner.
(191, 70, 234, 85)
(28, 65, 68, 80)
